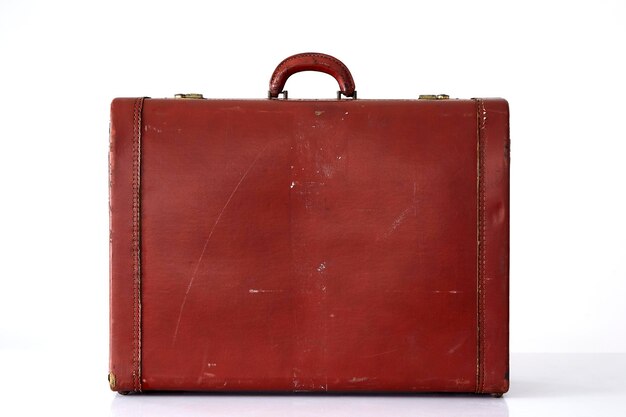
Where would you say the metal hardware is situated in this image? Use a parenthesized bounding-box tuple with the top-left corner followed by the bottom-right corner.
(337, 90, 357, 100)
(419, 94, 450, 100)
(268, 90, 288, 99)
(108, 372, 116, 390)
(174, 93, 205, 99)
(269, 90, 357, 100)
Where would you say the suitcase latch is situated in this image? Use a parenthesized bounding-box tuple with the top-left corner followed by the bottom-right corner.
(174, 93, 205, 99)
(418, 94, 450, 100)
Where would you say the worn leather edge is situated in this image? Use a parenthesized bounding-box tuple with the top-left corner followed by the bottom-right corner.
(475, 98, 510, 394)
(109, 98, 144, 392)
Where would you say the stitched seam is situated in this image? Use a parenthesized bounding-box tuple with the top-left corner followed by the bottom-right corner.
(131, 98, 144, 392)
(131, 99, 137, 392)
(475, 99, 487, 393)
(137, 97, 144, 392)
(480, 99, 487, 394)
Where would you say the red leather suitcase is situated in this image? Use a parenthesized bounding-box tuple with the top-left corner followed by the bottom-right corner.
(109, 53, 509, 395)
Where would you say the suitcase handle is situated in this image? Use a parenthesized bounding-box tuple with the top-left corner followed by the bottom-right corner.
(268, 52, 357, 99)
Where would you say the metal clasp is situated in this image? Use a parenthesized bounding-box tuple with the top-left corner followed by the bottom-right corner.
(418, 94, 450, 100)
(174, 93, 205, 99)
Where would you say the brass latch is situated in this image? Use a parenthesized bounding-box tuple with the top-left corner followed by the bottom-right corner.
(174, 93, 205, 99)
(418, 94, 450, 100)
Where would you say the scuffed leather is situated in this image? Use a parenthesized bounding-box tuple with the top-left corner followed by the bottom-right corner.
(109, 97, 510, 394)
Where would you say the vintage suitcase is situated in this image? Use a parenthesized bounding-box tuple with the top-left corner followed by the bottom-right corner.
(109, 53, 509, 395)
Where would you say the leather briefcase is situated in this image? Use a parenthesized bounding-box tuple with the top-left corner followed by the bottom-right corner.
(109, 53, 509, 395)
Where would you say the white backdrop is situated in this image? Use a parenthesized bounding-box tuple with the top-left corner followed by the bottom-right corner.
(1, 1, 625, 408)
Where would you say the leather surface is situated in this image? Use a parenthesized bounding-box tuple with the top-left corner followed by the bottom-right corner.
(109, 97, 509, 394)
(269, 52, 356, 98)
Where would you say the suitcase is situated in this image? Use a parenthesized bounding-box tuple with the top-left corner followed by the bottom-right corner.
(109, 52, 509, 395)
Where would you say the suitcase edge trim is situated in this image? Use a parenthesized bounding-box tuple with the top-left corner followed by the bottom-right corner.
(476, 98, 510, 394)
(109, 97, 145, 393)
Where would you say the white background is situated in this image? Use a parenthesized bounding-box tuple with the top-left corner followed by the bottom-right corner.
(1, 0, 624, 415)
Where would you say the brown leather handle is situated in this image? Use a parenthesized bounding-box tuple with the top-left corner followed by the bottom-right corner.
(268, 52, 356, 99)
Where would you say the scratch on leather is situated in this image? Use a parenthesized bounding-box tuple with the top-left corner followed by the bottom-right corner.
(361, 348, 399, 358)
(172, 144, 269, 344)
(377, 206, 412, 241)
